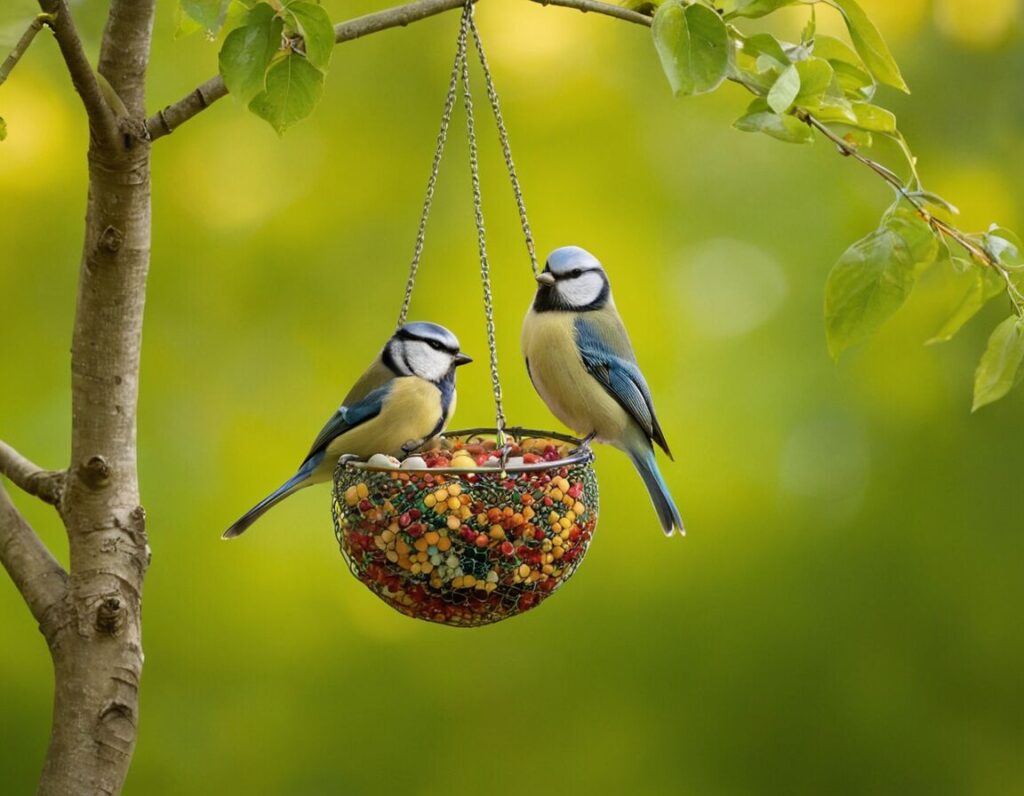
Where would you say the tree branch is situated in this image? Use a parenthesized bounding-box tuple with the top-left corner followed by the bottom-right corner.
(146, 0, 643, 141)
(0, 486, 68, 638)
(0, 441, 65, 507)
(0, 13, 54, 87)
(37, 0, 119, 145)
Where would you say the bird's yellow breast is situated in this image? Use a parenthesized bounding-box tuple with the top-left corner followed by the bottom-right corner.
(521, 309, 632, 443)
(323, 377, 446, 463)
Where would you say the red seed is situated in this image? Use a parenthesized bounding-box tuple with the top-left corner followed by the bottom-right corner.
(500, 541, 514, 556)
(475, 534, 489, 548)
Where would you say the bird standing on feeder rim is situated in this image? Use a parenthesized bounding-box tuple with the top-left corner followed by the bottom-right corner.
(521, 246, 684, 536)
(223, 322, 473, 539)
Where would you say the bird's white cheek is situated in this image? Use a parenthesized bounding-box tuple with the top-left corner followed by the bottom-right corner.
(558, 272, 604, 307)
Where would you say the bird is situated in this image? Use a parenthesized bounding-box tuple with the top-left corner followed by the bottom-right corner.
(223, 322, 472, 539)
(521, 245, 684, 536)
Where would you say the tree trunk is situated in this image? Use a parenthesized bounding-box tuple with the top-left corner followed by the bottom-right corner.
(31, 2, 156, 792)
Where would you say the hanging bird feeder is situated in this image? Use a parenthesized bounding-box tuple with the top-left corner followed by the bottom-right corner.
(331, 2, 599, 627)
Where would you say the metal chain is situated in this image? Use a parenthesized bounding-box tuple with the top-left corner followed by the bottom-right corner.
(459, 2, 507, 437)
(395, 8, 471, 328)
(467, 15, 540, 278)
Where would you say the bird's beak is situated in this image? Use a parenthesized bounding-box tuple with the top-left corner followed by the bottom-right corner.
(453, 352, 473, 367)
(536, 272, 556, 286)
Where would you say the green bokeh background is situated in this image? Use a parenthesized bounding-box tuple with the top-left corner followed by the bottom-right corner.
(2, 0, 1023, 792)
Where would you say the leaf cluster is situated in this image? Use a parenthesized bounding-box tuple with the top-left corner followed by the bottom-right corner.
(651, 0, 1024, 409)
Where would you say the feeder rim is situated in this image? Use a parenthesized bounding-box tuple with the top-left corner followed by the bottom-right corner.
(339, 426, 595, 475)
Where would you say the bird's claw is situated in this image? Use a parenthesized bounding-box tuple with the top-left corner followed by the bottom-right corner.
(401, 438, 426, 455)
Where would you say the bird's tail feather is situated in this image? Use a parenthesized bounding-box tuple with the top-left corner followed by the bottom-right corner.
(222, 461, 315, 539)
(630, 448, 685, 536)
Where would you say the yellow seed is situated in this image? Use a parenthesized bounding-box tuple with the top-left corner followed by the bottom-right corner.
(422, 562, 434, 574)
(559, 517, 572, 530)
(398, 557, 412, 570)
(518, 564, 530, 578)
(449, 483, 462, 496)
(559, 528, 570, 540)
(484, 582, 497, 593)
(381, 529, 395, 543)
(459, 506, 472, 520)
(552, 546, 564, 560)
(356, 483, 369, 499)
(463, 575, 477, 588)
(573, 501, 585, 516)
(431, 577, 443, 589)
(562, 496, 573, 507)
(528, 570, 542, 582)
(344, 486, 359, 506)
(541, 540, 552, 552)
(396, 540, 411, 555)
(477, 513, 487, 525)
(438, 536, 452, 552)
(443, 515, 457, 530)
(549, 488, 563, 501)
(414, 538, 429, 552)
(386, 550, 398, 563)
(544, 553, 554, 564)
(424, 494, 437, 508)
(424, 531, 440, 545)
(523, 506, 535, 521)
(548, 511, 560, 525)
(447, 496, 461, 511)
(374, 536, 387, 550)
(452, 576, 464, 589)
(410, 562, 422, 574)
(542, 564, 554, 575)
(489, 525, 506, 540)
(435, 488, 449, 502)
(416, 551, 428, 563)
(565, 510, 576, 523)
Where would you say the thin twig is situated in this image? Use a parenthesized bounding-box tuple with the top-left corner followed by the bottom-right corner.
(0, 13, 54, 87)
(36, 0, 119, 145)
(0, 440, 65, 506)
(798, 110, 1024, 314)
(0, 486, 68, 635)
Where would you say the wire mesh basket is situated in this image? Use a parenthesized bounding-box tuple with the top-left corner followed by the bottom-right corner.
(332, 428, 598, 627)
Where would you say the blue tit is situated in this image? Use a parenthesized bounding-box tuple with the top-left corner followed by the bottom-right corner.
(223, 322, 472, 538)
(521, 246, 684, 536)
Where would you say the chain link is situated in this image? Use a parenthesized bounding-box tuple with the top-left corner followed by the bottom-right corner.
(459, 2, 507, 436)
(468, 15, 540, 277)
(396, 8, 471, 328)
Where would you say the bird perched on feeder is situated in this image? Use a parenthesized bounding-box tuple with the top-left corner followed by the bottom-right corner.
(223, 322, 472, 539)
(521, 246, 684, 536)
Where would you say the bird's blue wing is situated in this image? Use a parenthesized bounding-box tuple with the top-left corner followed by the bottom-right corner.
(303, 381, 393, 463)
(574, 317, 672, 457)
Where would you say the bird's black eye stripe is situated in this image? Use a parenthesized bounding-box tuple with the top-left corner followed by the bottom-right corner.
(570, 268, 583, 278)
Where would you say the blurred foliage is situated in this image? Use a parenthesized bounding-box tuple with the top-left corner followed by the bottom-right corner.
(2, 0, 1024, 793)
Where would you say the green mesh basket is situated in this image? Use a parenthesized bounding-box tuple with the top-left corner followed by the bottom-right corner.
(331, 429, 598, 627)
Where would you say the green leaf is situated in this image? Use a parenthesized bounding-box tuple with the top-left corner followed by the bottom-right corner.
(801, 6, 816, 45)
(927, 259, 1003, 344)
(652, 1, 730, 97)
(725, 0, 799, 20)
(0, 116, 6, 142)
(285, 1, 334, 72)
(815, 101, 896, 133)
(248, 52, 324, 134)
(973, 316, 1024, 410)
(794, 57, 835, 107)
(824, 213, 938, 357)
(180, 0, 229, 33)
(985, 225, 1024, 269)
(830, 0, 908, 93)
(218, 4, 283, 104)
(767, 64, 800, 113)
(734, 99, 814, 144)
(742, 32, 789, 70)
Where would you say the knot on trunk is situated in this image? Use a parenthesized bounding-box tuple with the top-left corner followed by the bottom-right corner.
(79, 455, 111, 489)
(98, 225, 124, 253)
(95, 597, 124, 634)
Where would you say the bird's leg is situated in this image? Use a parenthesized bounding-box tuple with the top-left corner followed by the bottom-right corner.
(401, 437, 427, 455)
(578, 431, 597, 450)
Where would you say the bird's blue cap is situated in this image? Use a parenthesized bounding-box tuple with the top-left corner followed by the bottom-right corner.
(545, 246, 603, 276)
(396, 321, 461, 352)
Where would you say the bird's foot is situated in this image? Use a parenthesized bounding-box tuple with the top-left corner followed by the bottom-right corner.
(401, 438, 426, 455)
(578, 431, 597, 451)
